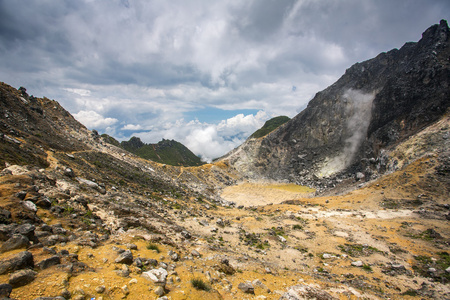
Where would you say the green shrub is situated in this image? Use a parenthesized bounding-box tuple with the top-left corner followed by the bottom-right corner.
(191, 278, 210, 291)
(402, 289, 418, 296)
(363, 264, 372, 272)
(146, 242, 160, 253)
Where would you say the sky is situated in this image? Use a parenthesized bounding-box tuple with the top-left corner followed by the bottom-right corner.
(1, 0, 449, 162)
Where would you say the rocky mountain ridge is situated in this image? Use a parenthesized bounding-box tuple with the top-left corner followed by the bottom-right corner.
(221, 20, 450, 189)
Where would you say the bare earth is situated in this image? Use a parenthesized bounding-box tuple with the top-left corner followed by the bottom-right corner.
(220, 182, 315, 207)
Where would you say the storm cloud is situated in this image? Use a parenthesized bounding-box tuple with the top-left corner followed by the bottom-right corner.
(0, 0, 448, 160)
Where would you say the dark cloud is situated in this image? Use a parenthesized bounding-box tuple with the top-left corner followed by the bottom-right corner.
(287, 0, 450, 59)
(0, 0, 448, 159)
(231, 0, 296, 42)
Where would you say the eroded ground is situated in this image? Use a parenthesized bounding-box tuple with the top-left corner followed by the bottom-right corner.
(0, 152, 448, 300)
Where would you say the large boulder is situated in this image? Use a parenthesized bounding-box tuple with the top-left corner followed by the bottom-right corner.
(0, 251, 34, 274)
(238, 281, 254, 294)
(9, 269, 37, 287)
(36, 256, 61, 270)
(40, 234, 68, 246)
(115, 250, 133, 265)
(14, 223, 37, 242)
(0, 283, 12, 298)
(0, 224, 15, 241)
(0, 234, 30, 252)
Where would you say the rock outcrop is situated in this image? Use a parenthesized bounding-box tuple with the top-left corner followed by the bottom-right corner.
(222, 20, 450, 185)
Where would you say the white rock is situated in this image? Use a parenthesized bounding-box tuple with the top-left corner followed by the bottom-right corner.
(77, 177, 99, 189)
(142, 268, 168, 286)
(351, 261, 364, 267)
(333, 231, 349, 238)
(22, 201, 37, 212)
(278, 235, 287, 243)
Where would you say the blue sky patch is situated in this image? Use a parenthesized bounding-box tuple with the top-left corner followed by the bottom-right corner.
(185, 107, 261, 124)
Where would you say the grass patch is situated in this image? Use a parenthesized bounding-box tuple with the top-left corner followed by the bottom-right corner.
(255, 241, 270, 250)
(63, 206, 75, 216)
(270, 226, 286, 237)
(146, 242, 160, 253)
(338, 243, 381, 257)
(437, 252, 450, 269)
(381, 199, 400, 209)
(292, 224, 303, 230)
(294, 245, 308, 253)
(81, 218, 92, 226)
(363, 264, 373, 272)
(316, 267, 326, 273)
(401, 289, 418, 296)
(191, 278, 211, 291)
(407, 229, 442, 241)
(413, 253, 450, 281)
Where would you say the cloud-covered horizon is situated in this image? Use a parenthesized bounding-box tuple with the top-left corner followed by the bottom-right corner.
(1, 0, 448, 160)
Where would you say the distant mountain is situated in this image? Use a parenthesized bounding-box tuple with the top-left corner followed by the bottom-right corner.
(221, 20, 450, 186)
(100, 133, 120, 147)
(250, 116, 290, 139)
(119, 136, 204, 167)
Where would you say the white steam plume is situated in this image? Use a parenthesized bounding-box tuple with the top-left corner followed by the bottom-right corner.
(319, 89, 375, 177)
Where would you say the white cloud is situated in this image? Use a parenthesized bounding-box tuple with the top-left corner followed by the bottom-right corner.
(133, 111, 268, 162)
(73, 110, 118, 129)
(63, 88, 91, 97)
(217, 111, 267, 134)
(121, 124, 144, 131)
(0, 0, 448, 159)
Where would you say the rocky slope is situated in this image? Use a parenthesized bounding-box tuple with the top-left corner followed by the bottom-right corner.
(221, 20, 450, 187)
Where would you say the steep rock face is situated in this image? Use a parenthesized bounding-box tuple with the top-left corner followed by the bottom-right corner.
(223, 20, 450, 182)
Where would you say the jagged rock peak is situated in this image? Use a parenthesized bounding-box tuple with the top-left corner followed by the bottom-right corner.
(421, 19, 449, 45)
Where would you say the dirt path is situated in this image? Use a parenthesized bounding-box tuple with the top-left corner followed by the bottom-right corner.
(45, 150, 59, 170)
